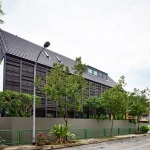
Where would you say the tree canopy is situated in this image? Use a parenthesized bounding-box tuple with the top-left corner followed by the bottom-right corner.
(100, 76, 128, 136)
(0, 90, 40, 117)
(0, 1, 5, 24)
(100, 76, 128, 118)
(43, 57, 87, 124)
(84, 96, 105, 119)
(128, 88, 150, 130)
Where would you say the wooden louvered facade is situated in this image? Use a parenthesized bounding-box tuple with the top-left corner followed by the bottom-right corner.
(4, 54, 56, 117)
(4, 54, 111, 118)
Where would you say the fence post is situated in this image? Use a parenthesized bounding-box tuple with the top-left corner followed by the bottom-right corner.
(18, 130, 22, 144)
(84, 129, 87, 139)
(103, 128, 106, 137)
(129, 128, 131, 134)
(118, 128, 120, 135)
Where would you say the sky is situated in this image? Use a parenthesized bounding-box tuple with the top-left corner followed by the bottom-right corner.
(1, 0, 150, 92)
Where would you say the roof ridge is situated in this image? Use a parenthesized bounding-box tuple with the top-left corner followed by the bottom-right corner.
(0, 29, 76, 63)
(0, 29, 116, 87)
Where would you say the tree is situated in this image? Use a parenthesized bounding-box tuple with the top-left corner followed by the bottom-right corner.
(43, 57, 87, 126)
(84, 96, 104, 118)
(100, 76, 128, 136)
(0, 90, 40, 117)
(68, 57, 87, 114)
(0, 1, 5, 24)
(44, 63, 70, 120)
(128, 88, 150, 131)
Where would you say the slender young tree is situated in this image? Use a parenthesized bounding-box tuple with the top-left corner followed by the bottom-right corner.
(70, 57, 87, 113)
(43, 57, 87, 126)
(128, 88, 150, 131)
(44, 63, 70, 122)
(100, 76, 128, 136)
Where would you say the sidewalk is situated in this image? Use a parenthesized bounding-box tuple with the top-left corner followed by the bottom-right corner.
(0, 134, 149, 150)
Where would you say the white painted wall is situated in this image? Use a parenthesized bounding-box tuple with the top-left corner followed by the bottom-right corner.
(0, 59, 4, 91)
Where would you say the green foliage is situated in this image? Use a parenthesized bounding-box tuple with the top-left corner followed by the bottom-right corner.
(89, 114, 100, 120)
(100, 76, 128, 118)
(0, 90, 40, 117)
(0, 1, 5, 24)
(84, 96, 101, 108)
(99, 114, 107, 120)
(68, 57, 87, 112)
(129, 88, 150, 117)
(43, 57, 87, 121)
(115, 113, 124, 120)
(84, 96, 102, 116)
(100, 76, 128, 136)
(131, 119, 137, 124)
(128, 88, 150, 131)
(50, 124, 76, 143)
(89, 114, 106, 120)
(140, 125, 149, 133)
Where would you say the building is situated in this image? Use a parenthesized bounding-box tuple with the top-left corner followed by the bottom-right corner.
(0, 29, 116, 118)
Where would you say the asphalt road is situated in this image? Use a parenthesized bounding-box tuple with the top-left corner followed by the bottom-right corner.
(61, 135, 150, 150)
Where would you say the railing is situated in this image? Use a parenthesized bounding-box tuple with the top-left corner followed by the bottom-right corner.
(0, 128, 136, 145)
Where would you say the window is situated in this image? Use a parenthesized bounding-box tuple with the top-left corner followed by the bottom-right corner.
(98, 71, 102, 78)
(45, 52, 49, 57)
(55, 56, 61, 62)
(87, 66, 108, 80)
(103, 73, 107, 80)
(88, 68, 93, 74)
(93, 70, 98, 76)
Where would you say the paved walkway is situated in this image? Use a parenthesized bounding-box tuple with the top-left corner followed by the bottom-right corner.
(60, 135, 150, 150)
(0, 134, 148, 150)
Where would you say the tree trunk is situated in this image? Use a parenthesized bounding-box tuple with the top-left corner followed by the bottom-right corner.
(110, 117, 114, 136)
(64, 117, 68, 141)
(137, 116, 140, 131)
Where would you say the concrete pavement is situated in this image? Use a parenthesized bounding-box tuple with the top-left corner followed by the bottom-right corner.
(0, 134, 149, 150)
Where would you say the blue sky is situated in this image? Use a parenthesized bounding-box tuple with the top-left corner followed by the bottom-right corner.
(1, 0, 150, 92)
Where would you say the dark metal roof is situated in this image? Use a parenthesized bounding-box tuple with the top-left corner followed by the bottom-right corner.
(0, 29, 116, 87)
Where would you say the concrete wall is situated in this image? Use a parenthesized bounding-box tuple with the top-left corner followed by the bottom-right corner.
(0, 117, 139, 130)
(0, 117, 148, 144)
(0, 117, 12, 130)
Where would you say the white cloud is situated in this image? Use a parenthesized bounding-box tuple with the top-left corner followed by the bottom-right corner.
(1, 0, 150, 91)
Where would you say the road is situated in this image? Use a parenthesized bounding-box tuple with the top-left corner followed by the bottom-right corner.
(60, 135, 150, 150)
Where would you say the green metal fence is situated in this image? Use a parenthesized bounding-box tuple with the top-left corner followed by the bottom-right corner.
(0, 128, 136, 145)
(0, 130, 20, 145)
(21, 129, 50, 144)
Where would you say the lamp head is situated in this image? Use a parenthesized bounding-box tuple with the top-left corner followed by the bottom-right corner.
(44, 41, 50, 48)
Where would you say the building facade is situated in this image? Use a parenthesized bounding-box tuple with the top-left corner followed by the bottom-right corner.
(0, 29, 116, 118)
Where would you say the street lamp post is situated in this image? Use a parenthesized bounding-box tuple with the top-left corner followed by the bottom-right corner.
(32, 41, 50, 145)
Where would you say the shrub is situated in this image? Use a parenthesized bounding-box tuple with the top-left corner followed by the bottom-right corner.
(140, 125, 149, 133)
(0, 137, 6, 145)
(50, 124, 76, 144)
(89, 114, 106, 120)
(115, 114, 124, 120)
(36, 132, 51, 145)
